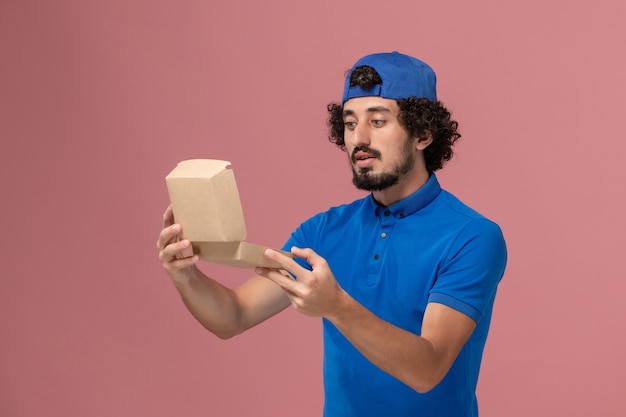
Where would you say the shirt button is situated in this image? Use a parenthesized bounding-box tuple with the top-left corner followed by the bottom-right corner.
(374, 254, 380, 260)
(381, 232, 387, 238)
(399, 212, 405, 218)
(384, 210, 391, 216)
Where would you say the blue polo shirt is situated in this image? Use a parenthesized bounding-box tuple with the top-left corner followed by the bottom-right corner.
(282, 174, 507, 417)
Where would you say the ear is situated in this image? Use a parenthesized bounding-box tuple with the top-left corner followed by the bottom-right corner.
(415, 133, 433, 151)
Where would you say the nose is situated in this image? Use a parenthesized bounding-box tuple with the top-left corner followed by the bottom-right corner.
(349, 122, 369, 147)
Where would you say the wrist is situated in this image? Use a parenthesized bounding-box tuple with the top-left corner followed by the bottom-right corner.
(325, 287, 353, 323)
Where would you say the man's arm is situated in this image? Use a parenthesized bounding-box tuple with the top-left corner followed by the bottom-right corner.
(327, 297, 475, 393)
(157, 207, 290, 339)
(257, 247, 475, 393)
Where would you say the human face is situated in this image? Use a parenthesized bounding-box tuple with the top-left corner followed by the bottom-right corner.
(342, 97, 417, 191)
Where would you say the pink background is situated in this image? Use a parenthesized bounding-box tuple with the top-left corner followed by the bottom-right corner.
(2, 0, 625, 416)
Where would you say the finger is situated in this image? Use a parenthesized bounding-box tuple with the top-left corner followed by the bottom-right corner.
(256, 267, 299, 293)
(164, 254, 199, 271)
(162, 205, 174, 228)
(157, 224, 181, 251)
(157, 225, 184, 258)
(290, 246, 327, 271)
(159, 238, 193, 263)
(263, 249, 308, 278)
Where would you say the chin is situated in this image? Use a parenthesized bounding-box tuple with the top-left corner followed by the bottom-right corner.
(352, 172, 400, 192)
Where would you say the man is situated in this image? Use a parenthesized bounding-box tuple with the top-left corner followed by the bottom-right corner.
(157, 51, 507, 416)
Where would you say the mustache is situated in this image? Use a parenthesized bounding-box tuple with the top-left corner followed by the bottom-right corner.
(351, 145, 382, 161)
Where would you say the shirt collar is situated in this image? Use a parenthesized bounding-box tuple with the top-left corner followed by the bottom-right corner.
(368, 173, 442, 218)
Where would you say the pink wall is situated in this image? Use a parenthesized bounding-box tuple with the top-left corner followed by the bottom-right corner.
(2, 0, 625, 416)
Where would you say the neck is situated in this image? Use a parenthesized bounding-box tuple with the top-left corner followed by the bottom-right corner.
(372, 167, 431, 207)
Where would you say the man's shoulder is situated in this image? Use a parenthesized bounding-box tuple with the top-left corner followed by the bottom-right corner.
(435, 189, 497, 223)
(317, 194, 371, 218)
(432, 189, 506, 251)
(296, 195, 372, 233)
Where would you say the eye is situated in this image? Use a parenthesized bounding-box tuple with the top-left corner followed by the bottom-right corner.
(372, 120, 386, 127)
(344, 121, 357, 130)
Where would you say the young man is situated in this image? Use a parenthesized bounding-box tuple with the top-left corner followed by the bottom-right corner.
(157, 52, 507, 417)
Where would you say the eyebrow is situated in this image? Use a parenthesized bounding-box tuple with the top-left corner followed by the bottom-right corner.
(343, 106, 392, 117)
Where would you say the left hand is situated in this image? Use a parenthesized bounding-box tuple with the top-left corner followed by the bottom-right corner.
(255, 247, 345, 318)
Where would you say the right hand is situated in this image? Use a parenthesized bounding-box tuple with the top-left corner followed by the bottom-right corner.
(157, 206, 199, 284)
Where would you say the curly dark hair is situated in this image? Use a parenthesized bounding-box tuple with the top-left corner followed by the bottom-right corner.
(327, 66, 461, 172)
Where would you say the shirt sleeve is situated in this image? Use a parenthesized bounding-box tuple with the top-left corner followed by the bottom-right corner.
(281, 215, 321, 271)
(428, 218, 507, 323)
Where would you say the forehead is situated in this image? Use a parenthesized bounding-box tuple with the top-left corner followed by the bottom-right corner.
(342, 96, 400, 116)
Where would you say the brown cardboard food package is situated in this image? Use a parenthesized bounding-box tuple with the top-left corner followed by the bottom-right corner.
(165, 159, 291, 269)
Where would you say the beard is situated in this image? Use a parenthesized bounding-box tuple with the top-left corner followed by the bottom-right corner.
(350, 138, 415, 191)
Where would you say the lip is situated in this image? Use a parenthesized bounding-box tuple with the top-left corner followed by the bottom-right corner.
(355, 158, 376, 169)
(353, 152, 377, 168)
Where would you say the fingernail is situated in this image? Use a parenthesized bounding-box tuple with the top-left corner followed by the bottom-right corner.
(264, 249, 275, 258)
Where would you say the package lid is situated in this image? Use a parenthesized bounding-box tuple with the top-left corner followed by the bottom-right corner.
(166, 159, 246, 242)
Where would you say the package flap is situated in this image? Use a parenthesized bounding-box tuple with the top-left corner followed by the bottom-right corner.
(192, 241, 285, 269)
